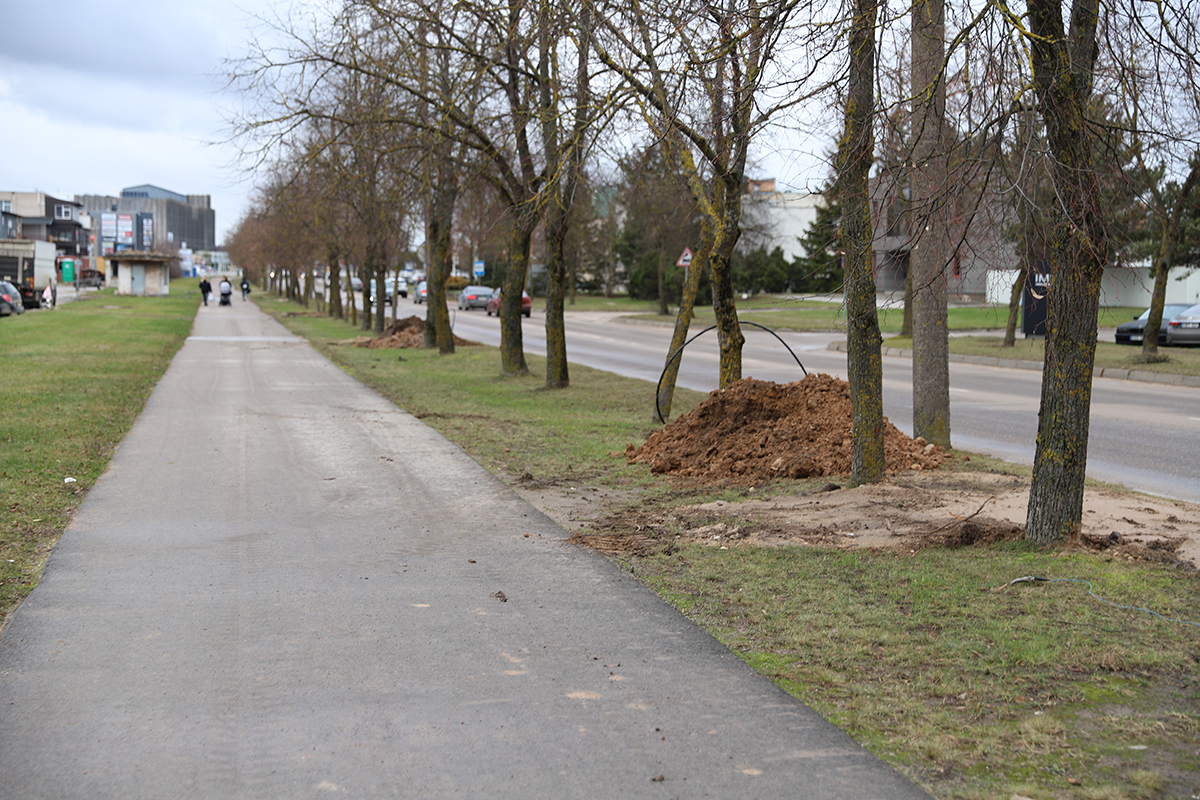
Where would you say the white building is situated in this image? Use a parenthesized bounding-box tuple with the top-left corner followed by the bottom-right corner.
(739, 180, 822, 262)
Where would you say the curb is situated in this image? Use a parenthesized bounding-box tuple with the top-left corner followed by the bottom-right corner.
(825, 341, 1200, 389)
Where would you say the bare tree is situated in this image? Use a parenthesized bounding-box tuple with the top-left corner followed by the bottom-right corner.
(908, 0, 949, 447)
(838, 0, 885, 485)
(1014, 0, 1200, 542)
(591, 0, 823, 400)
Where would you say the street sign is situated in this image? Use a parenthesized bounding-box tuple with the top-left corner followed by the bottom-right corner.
(676, 248, 693, 268)
(473, 259, 485, 277)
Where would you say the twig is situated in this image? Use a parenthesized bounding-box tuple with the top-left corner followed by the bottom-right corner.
(931, 496, 996, 534)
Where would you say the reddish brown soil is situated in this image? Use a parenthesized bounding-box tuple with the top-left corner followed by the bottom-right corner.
(345, 316, 480, 348)
(625, 374, 946, 484)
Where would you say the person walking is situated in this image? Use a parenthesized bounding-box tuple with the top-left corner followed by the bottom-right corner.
(240, 278, 251, 301)
(199, 277, 212, 306)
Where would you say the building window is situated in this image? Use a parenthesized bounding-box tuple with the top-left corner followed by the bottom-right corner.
(55, 205, 74, 220)
(1, 201, 10, 212)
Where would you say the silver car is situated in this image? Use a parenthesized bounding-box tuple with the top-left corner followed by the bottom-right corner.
(1165, 303, 1200, 346)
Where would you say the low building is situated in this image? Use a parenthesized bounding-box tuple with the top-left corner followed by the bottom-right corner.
(107, 251, 177, 297)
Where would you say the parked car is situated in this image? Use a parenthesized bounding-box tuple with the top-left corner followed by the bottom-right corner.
(350, 276, 364, 293)
(367, 278, 409, 305)
(1165, 303, 1200, 346)
(485, 287, 532, 318)
(413, 280, 428, 304)
(457, 286, 491, 310)
(1114, 303, 1193, 345)
(0, 281, 25, 316)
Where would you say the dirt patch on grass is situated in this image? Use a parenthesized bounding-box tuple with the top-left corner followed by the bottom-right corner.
(567, 470, 1200, 566)
(624, 375, 946, 483)
(549, 376, 1200, 566)
(331, 316, 481, 348)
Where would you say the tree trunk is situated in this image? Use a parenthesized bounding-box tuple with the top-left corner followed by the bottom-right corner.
(710, 177, 745, 388)
(364, 232, 387, 336)
(840, 0, 885, 486)
(500, 210, 537, 376)
(1141, 163, 1198, 360)
(545, 203, 570, 388)
(654, 221, 712, 422)
(656, 250, 669, 315)
(361, 262, 373, 333)
(540, 2, 589, 390)
(1024, 0, 1107, 544)
(910, 0, 950, 447)
(426, 172, 456, 354)
(1025, 252, 1103, 543)
(1002, 266, 1023, 346)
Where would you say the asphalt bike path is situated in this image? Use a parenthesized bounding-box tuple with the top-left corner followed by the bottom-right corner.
(0, 300, 929, 799)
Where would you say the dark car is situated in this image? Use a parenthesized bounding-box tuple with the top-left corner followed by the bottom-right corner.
(1166, 303, 1200, 347)
(457, 285, 491, 310)
(485, 287, 531, 318)
(1114, 303, 1193, 345)
(0, 281, 26, 316)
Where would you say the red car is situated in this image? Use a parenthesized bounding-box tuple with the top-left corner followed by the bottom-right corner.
(486, 288, 532, 318)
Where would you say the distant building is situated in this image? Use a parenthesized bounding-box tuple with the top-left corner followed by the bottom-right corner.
(740, 180, 823, 263)
(864, 171, 1013, 301)
(2, 209, 20, 239)
(0, 191, 90, 260)
(76, 184, 216, 253)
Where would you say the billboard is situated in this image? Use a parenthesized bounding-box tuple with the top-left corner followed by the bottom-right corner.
(138, 213, 154, 250)
(116, 214, 134, 246)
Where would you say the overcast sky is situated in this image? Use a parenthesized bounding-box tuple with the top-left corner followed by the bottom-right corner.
(0, 2, 830, 250)
(0, 1, 280, 247)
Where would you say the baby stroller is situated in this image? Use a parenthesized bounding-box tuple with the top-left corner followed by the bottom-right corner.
(219, 290, 233, 307)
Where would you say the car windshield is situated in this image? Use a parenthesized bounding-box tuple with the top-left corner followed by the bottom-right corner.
(1139, 304, 1193, 320)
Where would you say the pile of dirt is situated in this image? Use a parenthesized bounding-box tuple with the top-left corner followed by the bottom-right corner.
(355, 316, 480, 348)
(625, 374, 946, 484)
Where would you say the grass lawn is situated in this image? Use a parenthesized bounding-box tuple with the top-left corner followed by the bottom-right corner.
(259, 295, 1200, 800)
(0, 290, 196, 624)
(4, 289, 1197, 800)
(883, 336, 1200, 377)
(615, 295, 1145, 334)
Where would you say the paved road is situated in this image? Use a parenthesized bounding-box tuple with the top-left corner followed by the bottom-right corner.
(447, 307, 1200, 504)
(0, 300, 928, 799)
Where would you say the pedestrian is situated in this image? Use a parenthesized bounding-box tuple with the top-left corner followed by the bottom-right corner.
(240, 277, 250, 301)
(199, 277, 212, 306)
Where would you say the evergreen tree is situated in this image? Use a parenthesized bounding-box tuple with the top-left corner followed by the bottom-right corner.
(794, 192, 844, 293)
